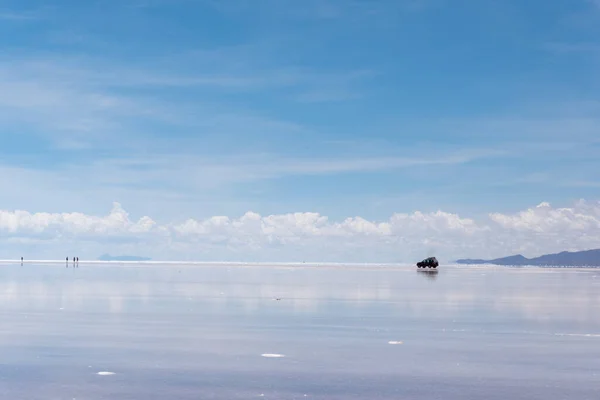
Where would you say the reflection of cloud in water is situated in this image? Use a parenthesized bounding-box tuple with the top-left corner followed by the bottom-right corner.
(490, 290, 600, 323)
(109, 295, 124, 314)
(0, 264, 598, 325)
(1, 264, 599, 400)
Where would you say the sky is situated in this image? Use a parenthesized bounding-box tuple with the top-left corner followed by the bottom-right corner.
(1, 0, 600, 262)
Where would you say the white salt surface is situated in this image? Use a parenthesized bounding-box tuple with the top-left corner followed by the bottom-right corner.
(3, 262, 600, 400)
(555, 333, 600, 337)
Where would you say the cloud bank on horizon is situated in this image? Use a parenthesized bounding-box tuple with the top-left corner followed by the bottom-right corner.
(1, 0, 600, 261)
(1, 200, 599, 262)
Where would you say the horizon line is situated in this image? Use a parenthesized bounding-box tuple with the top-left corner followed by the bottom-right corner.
(0, 259, 415, 266)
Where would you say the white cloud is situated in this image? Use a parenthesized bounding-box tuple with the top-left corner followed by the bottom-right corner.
(0, 148, 493, 216)
(0, 53, 374, 149)
(0, 202, 160, 238)
(1, 200, 599, 262)
(489, 201, 600, 233)
(172, 208, 485, 248)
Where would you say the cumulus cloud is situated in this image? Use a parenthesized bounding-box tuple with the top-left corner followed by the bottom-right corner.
(0, 200, 599, 262)
(489, 201, 600, 232)
(0, 202, 160, 238)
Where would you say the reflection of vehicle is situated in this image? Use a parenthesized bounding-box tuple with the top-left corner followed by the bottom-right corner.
(417, 257, 439, 268)
(417, 269, 438, 280)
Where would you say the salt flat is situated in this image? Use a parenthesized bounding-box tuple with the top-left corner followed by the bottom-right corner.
(0, 262, 599, 399)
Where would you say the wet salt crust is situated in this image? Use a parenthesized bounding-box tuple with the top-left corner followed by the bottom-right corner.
(2, 262, 600, 399)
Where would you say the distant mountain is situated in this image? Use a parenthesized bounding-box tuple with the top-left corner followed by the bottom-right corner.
(98, 254, 151, 262)
(456, 254, 528, 265)
(456, 249, 600, 267)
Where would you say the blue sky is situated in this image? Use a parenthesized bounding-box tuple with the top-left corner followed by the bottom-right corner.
(0, 0, 600, 261)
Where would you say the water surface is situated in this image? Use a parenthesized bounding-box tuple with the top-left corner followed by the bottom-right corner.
(0, 262, 599, 399)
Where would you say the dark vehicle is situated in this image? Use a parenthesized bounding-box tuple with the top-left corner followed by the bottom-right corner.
(417, 257, 439, 268)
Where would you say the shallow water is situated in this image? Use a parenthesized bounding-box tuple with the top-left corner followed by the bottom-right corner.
(0, 262, 599, 399)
